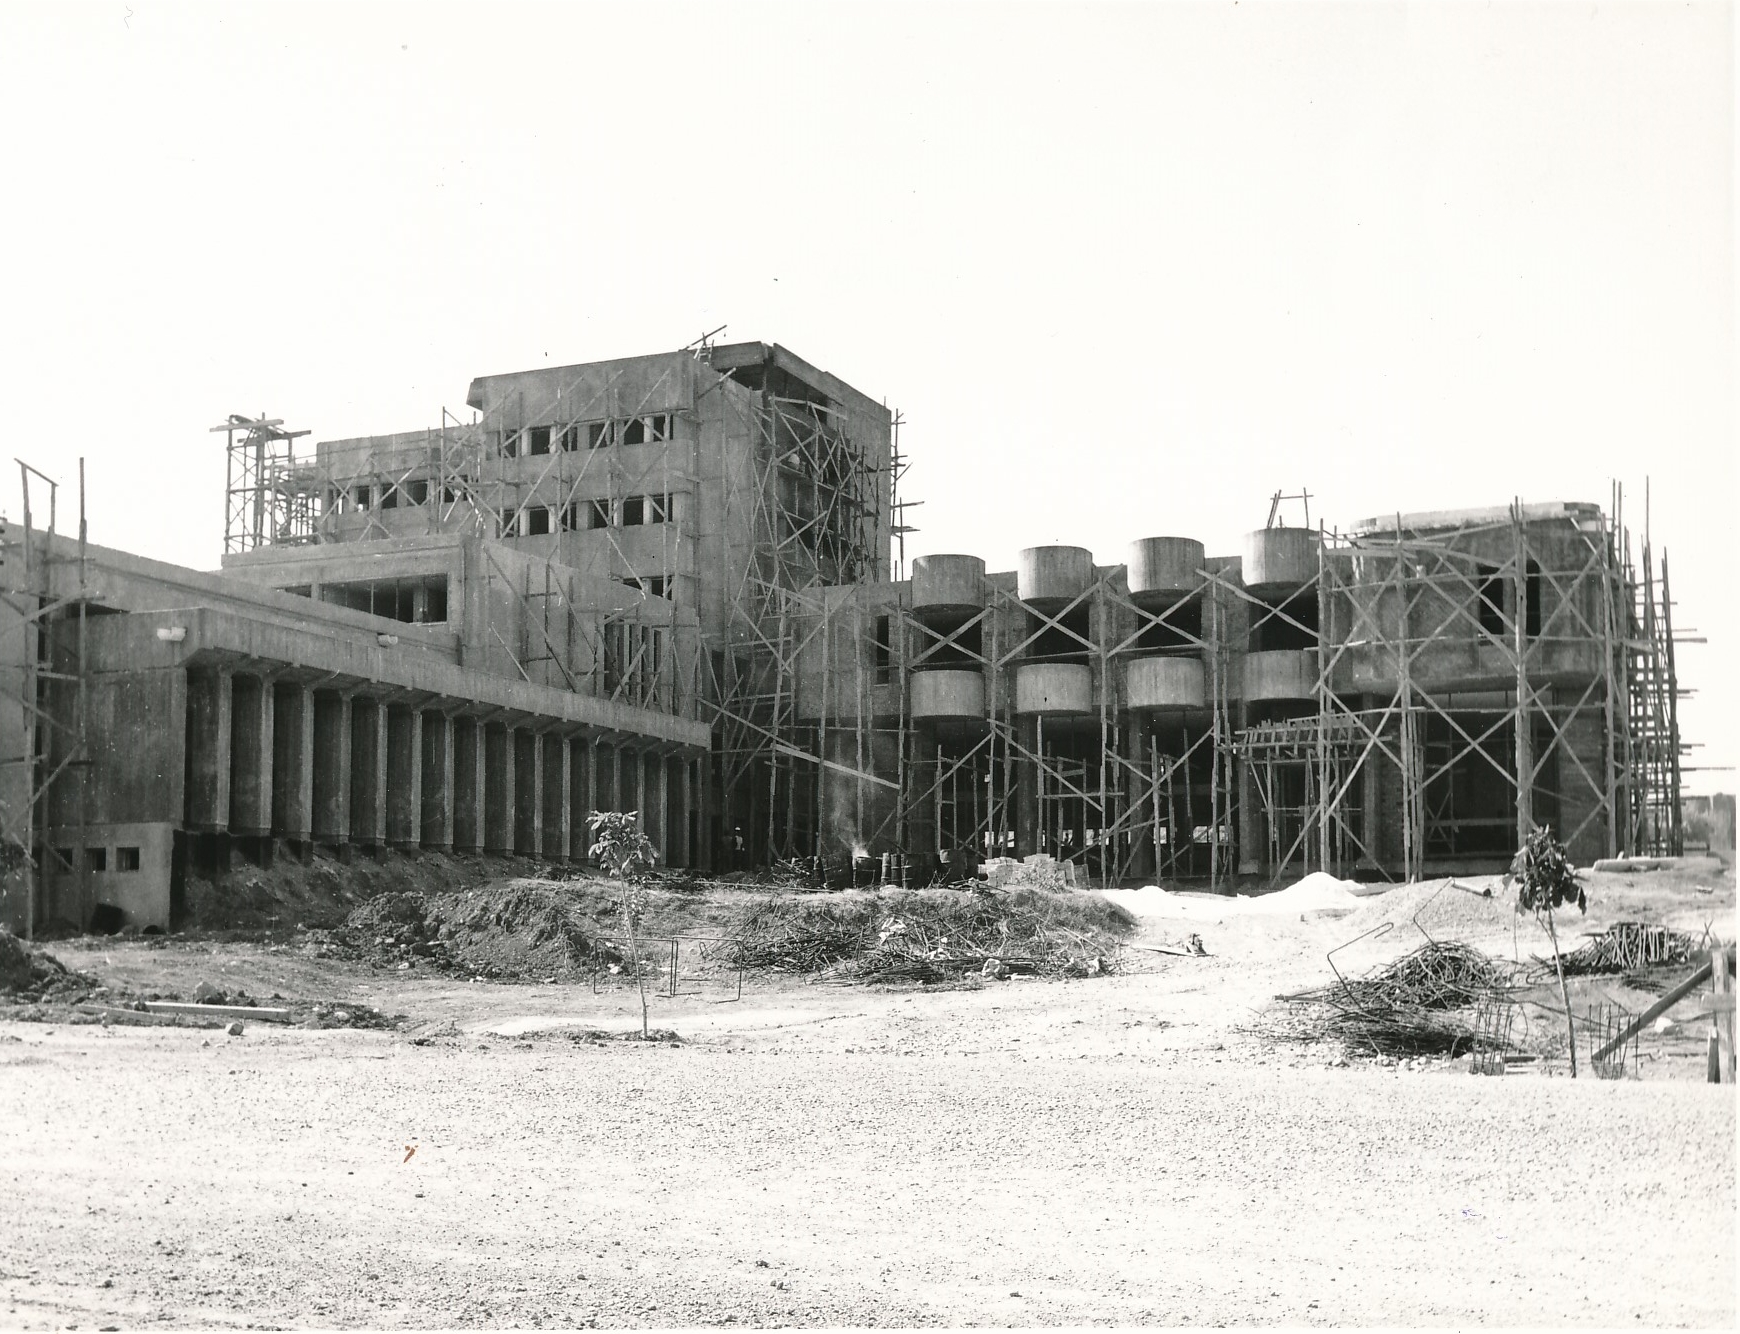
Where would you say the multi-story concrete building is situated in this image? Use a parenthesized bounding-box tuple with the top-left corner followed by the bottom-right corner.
(0, 340, 1684, 937)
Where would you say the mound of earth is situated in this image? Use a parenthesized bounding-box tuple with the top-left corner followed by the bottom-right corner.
(0, 928, 98, 1001)
(322, 880, 637, 980)
(713, 885, 1137, 982)
(178, 849, 554, 932)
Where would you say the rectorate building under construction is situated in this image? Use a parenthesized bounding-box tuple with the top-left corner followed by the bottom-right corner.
(0, 340, 1686, 933)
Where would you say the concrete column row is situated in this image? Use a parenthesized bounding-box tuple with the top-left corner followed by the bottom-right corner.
(182, 668, 698, 867)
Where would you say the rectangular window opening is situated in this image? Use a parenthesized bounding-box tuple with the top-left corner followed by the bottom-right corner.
(587, 499, 611, 530)
(622, 496, 645, 526)
(84, 847, 107, 873)
(404, 479, 429, 505)
(116, 846, 141, 873)
(587, 421, 612, 450)
(500, 430, 520, 458)
(352, 485, 373, 511)
(621, 417, 646, 447)
(524, 506, 551, 537)
(527, 425, 552, 455)
(380, 485, 398, 510)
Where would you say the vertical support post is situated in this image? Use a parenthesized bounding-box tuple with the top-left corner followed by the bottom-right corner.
(271, 682, 314, 843)
(185, 668, 233, 832)
(1513, 501, 1535, 846)
(229, 673, 274, 836)
(420, 710, 452, 850)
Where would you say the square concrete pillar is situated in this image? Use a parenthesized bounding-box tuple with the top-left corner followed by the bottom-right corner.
(451, 715, 484, 853)
(311, 691, 351, 845)
(668, 754, 688, 869)
(271, 682, 314, 842)
(386, 705, 422, 849)
(541, 732, 570, 861)
(620, 748, 639, 826)
(229, 673, 274, 837)
(694, 754, 712, 873)
(569, 738, 592, 861)
(513, 728, 541, 857)
(350, 696, 388, 848)
(420, 710, 453, 850)
(643, 751, 666, 862)
(184, 668, 233, 833)
(484, 722, 513, 854)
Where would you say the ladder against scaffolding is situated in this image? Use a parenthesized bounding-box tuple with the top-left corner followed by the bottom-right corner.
(0, 460, 91, 939)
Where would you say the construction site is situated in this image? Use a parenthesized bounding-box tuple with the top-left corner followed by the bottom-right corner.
(0, 338, 1732, 1330)
(0, 338, 1692, 936)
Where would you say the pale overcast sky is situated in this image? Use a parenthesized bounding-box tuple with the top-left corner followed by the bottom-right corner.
(0, 1, 1732, 790)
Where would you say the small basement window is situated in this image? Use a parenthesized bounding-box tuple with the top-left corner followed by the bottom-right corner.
(115, 846, 141, 872)
(84, 847, 107, 873)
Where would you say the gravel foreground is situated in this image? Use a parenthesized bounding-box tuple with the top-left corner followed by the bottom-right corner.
(2, 1021, 1733, 1329)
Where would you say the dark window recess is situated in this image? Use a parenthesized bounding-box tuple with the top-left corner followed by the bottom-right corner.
(353, 485, 373, 510)
(622, 575, 668, 598)
(52, 847, 73, 873)
(622, 497, 645, 526)
(644, 493, 671, 524)
(500, 430, 520, 458)
(524, 506, 551, 536)
(559, 424, 583, 452)
(873, 614, 892, 684)
(1027, 605, 1090, 662)
(115, 846, 141, 873)
(1249, 592, 1318, 652)
(425, 582, 448, 623)
(1476, 563, 1504, 636)
(917, 617, 981, 668)
(587, 421, 612, 450)
(380, 485, 398, 510)
(1525, 559, 1543, 638)
(527, 425, 552, 455)
(621, 417, 646, 446)
(404, 479, 428, 505)
(85, 847, 107, 873)
(442, 485, 460, 504)
(283, 585, 312, 599)
(587, 499, 611, 529)
(1423, 713, 1559, 857)
(1135, 598, 1203, 653)
(499, 510, 519, 538)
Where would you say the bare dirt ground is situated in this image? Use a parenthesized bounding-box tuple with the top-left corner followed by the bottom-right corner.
(2, 857, 1734, 1329)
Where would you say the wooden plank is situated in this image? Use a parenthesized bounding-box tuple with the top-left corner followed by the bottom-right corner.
(143, 1002, 293, 1024)
(1592, 960, 1714, 1062)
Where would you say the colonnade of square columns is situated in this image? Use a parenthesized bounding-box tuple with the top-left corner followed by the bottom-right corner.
(184, 668, 704, 868)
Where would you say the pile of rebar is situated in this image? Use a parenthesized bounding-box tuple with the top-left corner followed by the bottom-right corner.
(1283, 941, 1520, 1057)
(1548, 921, 1700, 978)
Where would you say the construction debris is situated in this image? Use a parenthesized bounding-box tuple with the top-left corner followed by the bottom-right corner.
(709, 887, 1133, 983)
(1546, 921, 1703, 978)
(1282, 941, 1520, 1057)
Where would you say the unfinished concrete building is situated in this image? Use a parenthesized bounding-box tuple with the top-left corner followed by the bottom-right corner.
(0, 340, 1688, 935)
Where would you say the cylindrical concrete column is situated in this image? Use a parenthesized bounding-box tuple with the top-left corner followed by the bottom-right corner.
(185, 668, 233, 833)
(1017, 545, 1095, 608)
(229, 673, 274, 837)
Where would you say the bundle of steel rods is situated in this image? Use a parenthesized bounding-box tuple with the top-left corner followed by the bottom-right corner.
(1546, 921, 1699, 979)
(1283, 941, 1520, 1057)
